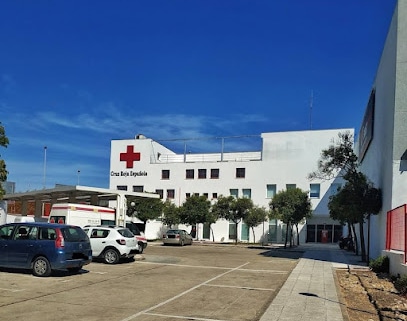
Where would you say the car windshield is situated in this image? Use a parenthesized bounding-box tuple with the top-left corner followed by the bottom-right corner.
(166, 230, 180, 234)
(118, 228, 134, 238)
(61, 226, 89, 242)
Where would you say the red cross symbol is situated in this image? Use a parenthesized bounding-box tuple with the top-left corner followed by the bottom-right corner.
(120, 145, 141, 168)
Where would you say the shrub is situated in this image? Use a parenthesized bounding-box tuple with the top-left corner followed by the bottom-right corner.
(395, 275, 407, 295)
(369, 255, 389, 273)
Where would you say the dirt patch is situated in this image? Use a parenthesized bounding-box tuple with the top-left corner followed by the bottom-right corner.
(336, 269, 407, 321)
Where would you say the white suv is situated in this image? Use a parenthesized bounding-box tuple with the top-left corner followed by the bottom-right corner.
(83, 226, 139, 264)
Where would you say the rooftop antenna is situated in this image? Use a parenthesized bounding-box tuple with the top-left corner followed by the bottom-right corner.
(309, 90, 313, 130)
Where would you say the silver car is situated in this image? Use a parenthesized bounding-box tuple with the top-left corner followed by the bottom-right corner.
(162, 229, 193, 246)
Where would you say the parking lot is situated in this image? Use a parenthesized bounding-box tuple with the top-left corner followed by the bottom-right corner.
(0, 243, 301, 321)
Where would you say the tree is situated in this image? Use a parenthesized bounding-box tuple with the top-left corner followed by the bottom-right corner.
(0, 122, 9, 199)
(162, 199, 181, 228)
(309, 131, 382, 262)
(127, 196, 164, 225)
(212, 195, 253, 244)
(269, 188, 312, 248)
(245, 206, 268, 244)
(328, 172, 382, 261)
(205, 209, 219, 242)
(179, 195, 211, 235)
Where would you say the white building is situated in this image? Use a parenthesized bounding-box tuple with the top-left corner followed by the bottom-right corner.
(357, 1, 407, 274)
(109, 129, 352, 243)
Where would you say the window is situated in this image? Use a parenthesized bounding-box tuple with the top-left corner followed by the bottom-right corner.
(330, 183, 341, 195)
(186, 169, 194, 179)
(198, 169, 207, 179)
(211, 168, 219, 179)
(266, 184, 277, 198)
(203, 193, 208, 199)
(286, 184, 296, 190)
(310, 184, 321, 198)
(236, 168, 245, 178)
(162, 170, 170, 180)
(155, 189, 163, 199)
(186, 193, 191, 198)
(230, 189, 238, 198)
(242, 189, 251, 199)
(167, 189, 175, 199)
(194, 193, 199, 196)
(212, 193, 218, 199)
(117, 185, 127, 191)
(132, 186, 144, 193)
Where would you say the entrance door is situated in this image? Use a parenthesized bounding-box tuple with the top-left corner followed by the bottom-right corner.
(241, 223, 249, 241)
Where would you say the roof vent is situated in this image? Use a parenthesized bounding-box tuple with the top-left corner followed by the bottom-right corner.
(136, 134, 146, 139)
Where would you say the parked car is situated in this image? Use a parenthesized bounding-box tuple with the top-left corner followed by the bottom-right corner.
(0, 222, 92, 277)
(162, 229, 193, 246)
(83, 226, 139, 264)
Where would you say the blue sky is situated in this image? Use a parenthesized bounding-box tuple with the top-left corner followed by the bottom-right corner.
(0, 0, 397, 192)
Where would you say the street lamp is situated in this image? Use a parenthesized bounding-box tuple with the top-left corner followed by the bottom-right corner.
(77, 170, 80, 185)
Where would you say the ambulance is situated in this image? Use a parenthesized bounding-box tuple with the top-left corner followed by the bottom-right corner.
(48, 203, 148, 253)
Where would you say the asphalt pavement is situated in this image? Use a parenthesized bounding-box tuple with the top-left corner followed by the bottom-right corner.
(260, 243, 368, 321)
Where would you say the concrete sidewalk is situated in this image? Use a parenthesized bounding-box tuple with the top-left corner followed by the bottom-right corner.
(260, 243, 368, 321)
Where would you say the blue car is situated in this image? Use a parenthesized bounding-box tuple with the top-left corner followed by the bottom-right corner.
(0, 222, 92, 277)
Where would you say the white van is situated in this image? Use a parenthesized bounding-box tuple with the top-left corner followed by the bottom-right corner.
(48, 203, 147, 253)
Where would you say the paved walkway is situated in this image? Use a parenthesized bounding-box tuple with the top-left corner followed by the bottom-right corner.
(260, 243, 369, 321)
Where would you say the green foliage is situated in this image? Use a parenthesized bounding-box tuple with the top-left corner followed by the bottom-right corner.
(179, 194, 211, 225)
(212, 195, 253, 243)
(245, 206, 268, 243)
(394, 275, 407, 295)
(127, 196, 164, 223)
(369, 255, 389, 274)
(308, 131, 357, 181)
(269, 188, 312, 225)
(162, 199, 181, 227)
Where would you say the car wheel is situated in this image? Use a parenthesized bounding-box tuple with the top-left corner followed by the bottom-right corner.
(67, 267, 82, 274)
(103, 248, 120, 264)
(138, 242, 144, 254)
(32, 256, 51, 277)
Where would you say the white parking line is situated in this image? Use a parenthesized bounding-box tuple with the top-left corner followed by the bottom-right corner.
(0, 287, 24, 293)
(203, 284, 275, 291)
(119, 262, 250, 321)
(144, 312, 230, 321)
(139, 261, 287, 274)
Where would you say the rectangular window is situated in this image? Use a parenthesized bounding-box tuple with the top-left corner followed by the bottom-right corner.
(186, 169, 194, 179)
(242, 189, 251, 199)
(266, 184, 277, 198)
(236, 168, 245, 178)
(310, 184, 321, 198)
(286, 184, 296, 190)
(155, 189, 164, 199)
(186, 193, 191, 198)
(117, 185, 127, 191)
(194, 193, 199, 196)
(330, 183, 341, 195)
(211, 168, 219, 179)
(167, 189, 175, 199)
(162, 170, 170, 180)
(212, 193, 218, 199)
(132, 186, 144, 193)
(230, 189, 238, 198)
(203, 193, 208, 199)
(198, 169, 207, 179)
